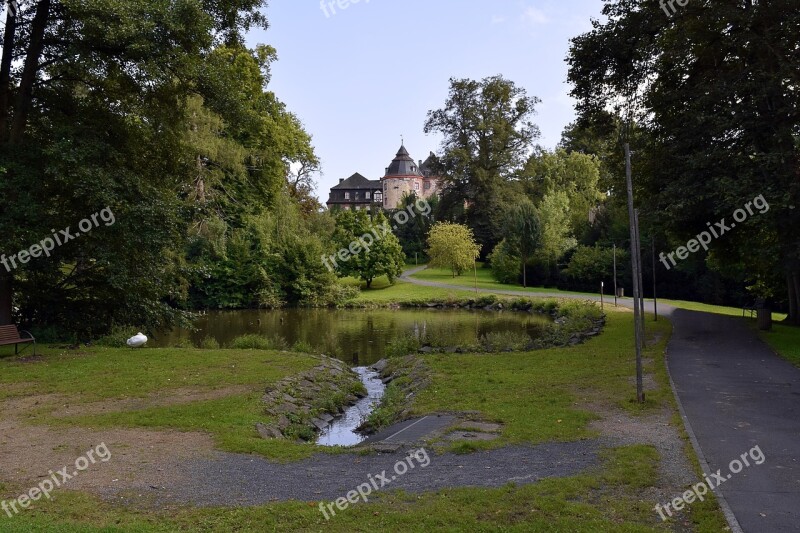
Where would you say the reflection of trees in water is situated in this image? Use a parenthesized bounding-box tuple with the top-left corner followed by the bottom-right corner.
(161, 309, 551, 361)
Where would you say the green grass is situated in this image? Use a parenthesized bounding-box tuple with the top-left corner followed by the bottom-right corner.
(411, 265, 596, 297)
(0, 346, 316, 400)
(0, 284, 729, 530)
(411, 306, 673, 449)
(655, 298, 788, 322)
(409, 265, 790, 321)
(758, 323, 800, 366)
(0, 445, 686, 532)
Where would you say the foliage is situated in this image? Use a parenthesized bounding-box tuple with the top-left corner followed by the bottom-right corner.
(426, 222, 481, 277)
(425, 76, 541, 256)
(567, 0, 800, 323)
(331, 210, 406, 289)
(562, 246, 628, 292)
(535, 192, 578, 268)
(488, 240, 521, 285)
(392, 193, 438, 260)
(503, 200, 542, 287)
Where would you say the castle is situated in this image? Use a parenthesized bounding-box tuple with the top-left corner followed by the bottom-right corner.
(325, 145, 440, 211)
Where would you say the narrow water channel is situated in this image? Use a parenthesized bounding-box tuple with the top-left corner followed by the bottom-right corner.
(316, 367, 386, 447)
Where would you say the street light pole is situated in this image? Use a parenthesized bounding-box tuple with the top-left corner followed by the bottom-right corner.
(625, 143, 645, 403)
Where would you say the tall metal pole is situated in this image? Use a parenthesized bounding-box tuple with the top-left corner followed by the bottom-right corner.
(625, 143, 645, 403)
(652, 238, 658, 321)
(635, 209, 645, 339)
(613, 243, 618, 307)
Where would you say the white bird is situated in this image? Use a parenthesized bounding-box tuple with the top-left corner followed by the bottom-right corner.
(127, 332, 148, 348)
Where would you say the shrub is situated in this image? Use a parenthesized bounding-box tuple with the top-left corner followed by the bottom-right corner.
(488, 239, 521, 284)
(479, 331, 531, 352)
(229, 334, 288, 350)
(562, 245, 627, 292)
(385, 334, 421, 358)
(199, 336, 220, 349)
(291, 340, 315, 354)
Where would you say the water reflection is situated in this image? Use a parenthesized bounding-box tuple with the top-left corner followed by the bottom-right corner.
(154, 308, 552, 365)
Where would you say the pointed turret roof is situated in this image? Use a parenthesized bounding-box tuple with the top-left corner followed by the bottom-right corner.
(385, 145, 423, 177)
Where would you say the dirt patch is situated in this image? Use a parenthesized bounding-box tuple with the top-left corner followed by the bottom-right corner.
(0, 391, 230, 497)
(587, 403, 696, 505)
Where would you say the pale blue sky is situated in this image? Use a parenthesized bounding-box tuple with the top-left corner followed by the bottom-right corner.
(245, 0, 604, 201)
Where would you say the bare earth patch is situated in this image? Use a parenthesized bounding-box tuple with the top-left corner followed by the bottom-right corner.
(0, 392, 227, 496)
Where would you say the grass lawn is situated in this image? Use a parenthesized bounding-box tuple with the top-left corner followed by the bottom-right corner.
(758, 323, 800, 367)
(412, 265, 596, 297)
(0, 285, 727, 531)
(409, 265, 789, 321)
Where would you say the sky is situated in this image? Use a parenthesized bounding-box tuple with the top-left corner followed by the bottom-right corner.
(245, 0, 604, 202)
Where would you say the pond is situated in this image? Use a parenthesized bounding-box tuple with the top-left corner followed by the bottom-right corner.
(153, 308, 553, 365)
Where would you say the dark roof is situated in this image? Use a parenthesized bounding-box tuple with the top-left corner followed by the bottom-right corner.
(419, 151, 437, 177)
(331, 172, 381, 190)
(385, 145, 423, 177)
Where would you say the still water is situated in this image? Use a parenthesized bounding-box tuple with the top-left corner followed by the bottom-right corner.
(154, 308, 552, 365)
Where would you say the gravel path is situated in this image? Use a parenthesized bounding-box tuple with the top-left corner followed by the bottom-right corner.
(106, 441, 602, 507)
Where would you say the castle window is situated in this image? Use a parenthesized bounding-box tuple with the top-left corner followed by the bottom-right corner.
(344, 192, 350, 200)
(414, 182, 420, 191)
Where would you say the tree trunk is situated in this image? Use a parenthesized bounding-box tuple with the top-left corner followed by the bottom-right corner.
(522, 255, 527, 288)
(787, 270, 800, 326)
(0, 6, 18, 141)
(0, 274, 12, 325)
(9, 0, 50, 144)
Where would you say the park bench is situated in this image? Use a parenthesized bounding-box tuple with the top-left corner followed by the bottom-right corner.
(742, 298, 765, 318)
(0, 325, 36, 355)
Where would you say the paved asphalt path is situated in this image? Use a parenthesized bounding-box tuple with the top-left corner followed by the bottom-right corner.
(400, 267, 800, 532)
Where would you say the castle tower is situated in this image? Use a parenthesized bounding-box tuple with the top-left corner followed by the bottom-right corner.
(381, 145, 438, 209)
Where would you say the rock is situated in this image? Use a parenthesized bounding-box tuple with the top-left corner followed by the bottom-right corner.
(418, 346, 434, 353)
(256, 423, 283, 440)
(371, 359, 389, 373)
(311, 418, 329, 431)
(276, 415, 291, 430)
(319, 413, 334, 423)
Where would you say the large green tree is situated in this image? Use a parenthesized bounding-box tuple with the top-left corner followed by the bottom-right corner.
(424, 76, 541, 257)
(568, 0, 800, 323)
(0, 1, 333, 334)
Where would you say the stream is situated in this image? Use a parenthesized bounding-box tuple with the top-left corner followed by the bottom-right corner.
(316, 367, 386, 447)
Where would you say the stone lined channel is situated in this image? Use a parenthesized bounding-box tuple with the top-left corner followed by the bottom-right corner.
(316, 367, 386, 447)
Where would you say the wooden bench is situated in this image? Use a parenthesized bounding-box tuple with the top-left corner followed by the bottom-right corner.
(743, 298, 766, 319)
(0, 325, 36, 355)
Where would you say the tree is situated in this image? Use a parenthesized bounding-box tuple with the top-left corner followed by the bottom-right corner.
(424, 76, 541, 256)
(503, 201, 541, 288)
(427, 222, 480, 277)
(332, 211, 405, 289)
(534, 192, 577, 274)
(568, 0, 800, 323)
(488, 239, 521, 285)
